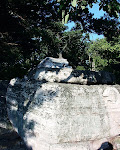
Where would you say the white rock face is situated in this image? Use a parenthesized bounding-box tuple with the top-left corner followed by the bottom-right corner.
(6, 79, 120, 150)
(28, 57, 115, 84)
(6, 57, 118, 150)
(37, 57, 69, 68)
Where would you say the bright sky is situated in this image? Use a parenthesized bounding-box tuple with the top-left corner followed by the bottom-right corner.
(65, 3, 106, 41)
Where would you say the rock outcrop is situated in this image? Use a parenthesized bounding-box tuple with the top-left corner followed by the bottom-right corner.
(28, 57, 115, 84)
(6, 57, 120, 150)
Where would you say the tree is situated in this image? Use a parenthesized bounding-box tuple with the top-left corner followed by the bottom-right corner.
(58, 0, 120, 71)
(0, 0, 119, 79)
(87, 37, 120, 83)
(62, 30, 89, 68)
(0, 0, 65, 79)
(58, 0, 120, 40)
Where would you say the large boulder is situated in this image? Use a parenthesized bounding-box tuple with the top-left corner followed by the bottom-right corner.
(6, 57, 120, 150)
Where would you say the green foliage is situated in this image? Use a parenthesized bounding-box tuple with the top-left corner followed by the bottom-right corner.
(62, 30, 89, 68)
(76, 66, 86, 70)
(0, 0, 119, 80)
(87, 37, 120, 83)
(0, 0, 64, 79)
(57, 0, 120, 39)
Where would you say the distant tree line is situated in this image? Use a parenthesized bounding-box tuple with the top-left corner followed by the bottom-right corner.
(86, 37, 120, 83)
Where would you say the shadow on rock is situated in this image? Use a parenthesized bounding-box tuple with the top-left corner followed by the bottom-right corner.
(98, 142, 113, 150)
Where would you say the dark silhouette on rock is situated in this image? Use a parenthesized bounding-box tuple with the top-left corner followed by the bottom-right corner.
(98, 142, 113, 150)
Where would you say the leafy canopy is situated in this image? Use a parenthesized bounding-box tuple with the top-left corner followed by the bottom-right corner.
(87, 37, 120, 83)
(0, 0, 119, 79)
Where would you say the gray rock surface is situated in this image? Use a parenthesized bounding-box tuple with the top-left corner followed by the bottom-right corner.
(6, 79, 120, 150)
(37, 57, 69, 68)
(5, 57, 118, 150)
(0, 80, 28, 150)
